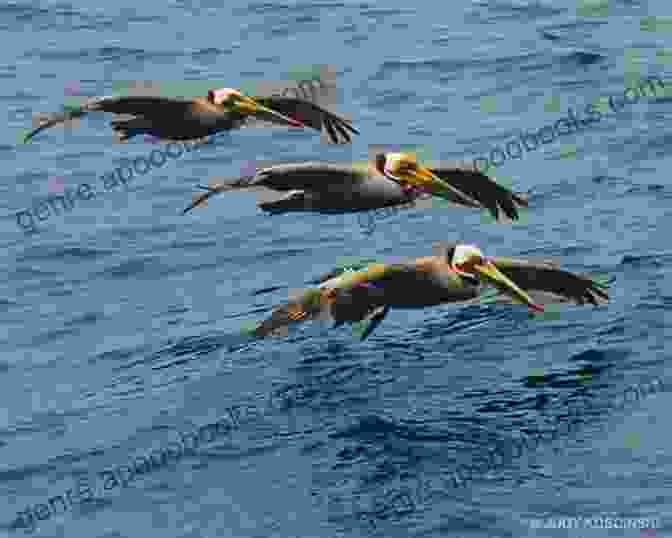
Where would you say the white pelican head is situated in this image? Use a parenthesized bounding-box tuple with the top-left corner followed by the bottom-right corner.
(207, 87, 242, 105)
(206, 87, 305, 127)
(446, 243, 544, 312)
(375, 152, 479, 205)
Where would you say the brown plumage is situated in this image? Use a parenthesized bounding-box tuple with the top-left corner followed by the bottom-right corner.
(23, 87, 357, 144)
(182, 153, 528, 219)
(245, 243, 610, 340)
(252, 95, 359, 144)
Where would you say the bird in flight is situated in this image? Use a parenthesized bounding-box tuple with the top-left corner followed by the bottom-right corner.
(23, 87, 359, 144)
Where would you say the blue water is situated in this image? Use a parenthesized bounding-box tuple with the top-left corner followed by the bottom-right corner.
(2, 1, 672, 537)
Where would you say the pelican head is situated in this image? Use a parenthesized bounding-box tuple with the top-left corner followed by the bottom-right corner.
(207, 87, 306, 127)
(376, 152, 431, 189)
(375, 153, 479, 205)
(447, 243, 544, 311)
(208, 87, 244, 105)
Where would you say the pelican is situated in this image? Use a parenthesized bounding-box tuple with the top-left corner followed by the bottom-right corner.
(247, 242, 609, 340)
(183, 152, 529, 221)
(23, 88, 359, 144)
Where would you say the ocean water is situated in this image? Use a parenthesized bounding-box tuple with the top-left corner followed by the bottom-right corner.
(2, 0, 672, 537)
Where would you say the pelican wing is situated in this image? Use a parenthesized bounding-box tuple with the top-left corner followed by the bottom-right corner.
(248, 287, 330, 337)
(489, 256, 610, 305)
(24, 95, 195, 142)
(423, 160, 529, 221)
(249, 162, 369, 191)
(182, 161, 371, 213)
(309, 258, 382, 284)
(253, 96, 359, 144)
(250, 262, 401, 338)
(182, 177, 255, 214)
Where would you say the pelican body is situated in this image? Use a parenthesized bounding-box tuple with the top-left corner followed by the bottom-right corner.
(24, 88, 358, 144)
(183, 152, 529, 221)
(248, 242, 609, 340)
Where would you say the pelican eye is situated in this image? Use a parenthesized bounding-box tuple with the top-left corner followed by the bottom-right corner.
(459, 256, 486, 271)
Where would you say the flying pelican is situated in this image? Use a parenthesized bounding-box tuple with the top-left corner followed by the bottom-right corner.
(246, 242, 609, 340)
(23, 88, 359, 144)
(182, 152, 529, 221)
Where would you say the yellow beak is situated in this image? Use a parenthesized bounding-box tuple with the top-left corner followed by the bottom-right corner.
(236, 96, 306, 127)
(402, 166, 479, 206)
(473, 261, 544, 312)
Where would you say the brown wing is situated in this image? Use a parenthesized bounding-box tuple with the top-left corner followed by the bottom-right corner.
(24, 95, 196, 142)
(249, 263, 399, 338)
(182, 161, 368, 214)
(308, 258, 383, 285)
(254, 96, 359, 144)
(490, 256, 610, 305)
(423, 160, 529, 221)
(249, 288, 332, 337)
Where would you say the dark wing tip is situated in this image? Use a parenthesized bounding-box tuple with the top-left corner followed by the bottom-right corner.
(23, 122, 55, 143)
(570, 273, 610, 305)
(493, 184, 526, 221)
(491, 203, 502, 221)
(512, 191, 530, 207)
(432, 166, 526, 221)
(589, 282, 610, 302)
(495, 198, 518, 221)
(323, 117, 341, 144)
(22, 107, 87, 143)
(318, 112, 354, 144)
(358, 305, 390, 341)
(331, 113, 359, 135)
(582, 273, 612, 302)
(182, 187, 218, 214)
(266, 96, 359, 143)
(327, 117, 353, 143)
(475, 170, 528, 220)
(298, 99, 358, 143)
(327, 113, 359, 142)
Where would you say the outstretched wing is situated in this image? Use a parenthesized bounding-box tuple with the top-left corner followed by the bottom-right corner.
(182, 176, 258, 214)
(249, 262, 398, 338)
(308, 258, 382, 284)
(24, 95, 195, 142)
(183, 161, 371, 213)
(490, 256, 610, 305)
(253, 96, 359, 144)
(248, 287, 330, 337)
(423, 160, 529, 221)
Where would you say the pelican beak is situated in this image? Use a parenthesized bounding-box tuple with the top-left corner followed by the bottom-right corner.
(402, 165, 478, 206)
(236, 96, 306, 128)
(473, 260, 544, 312)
